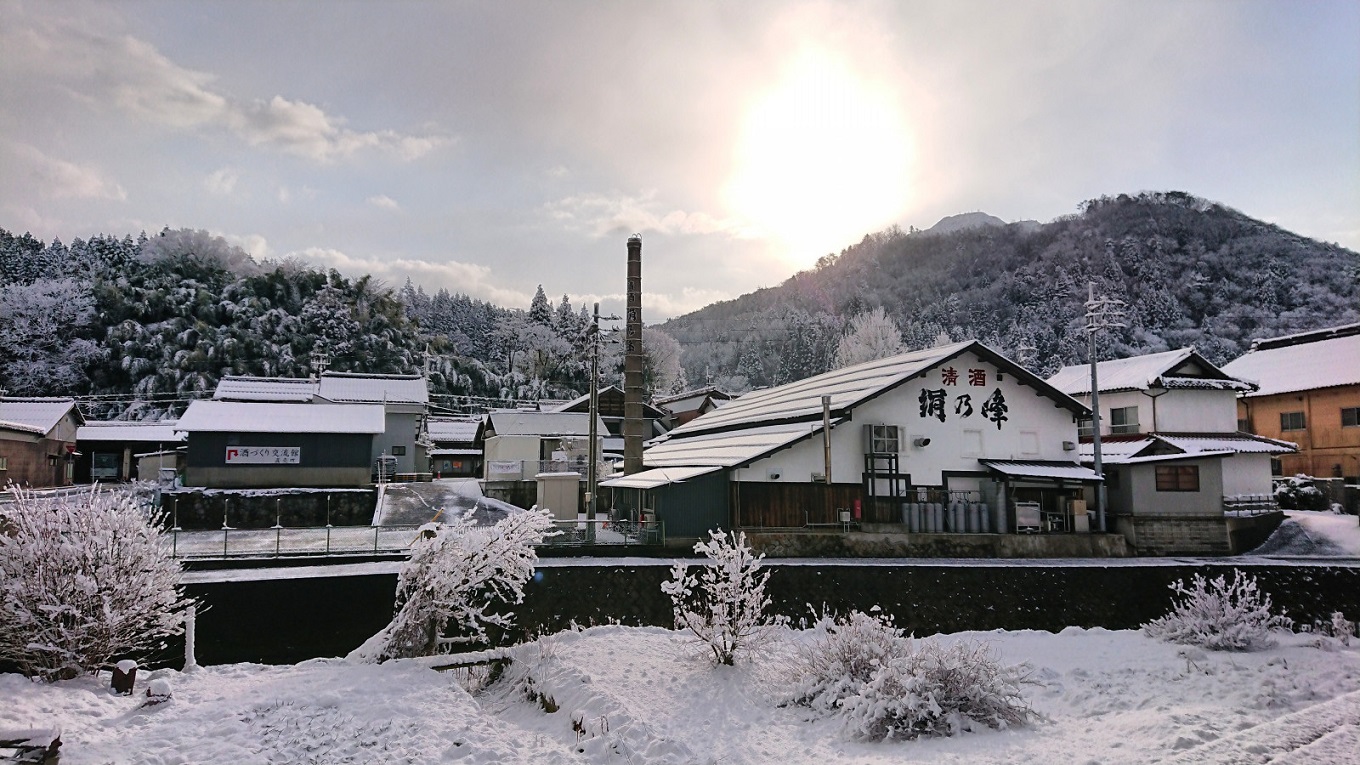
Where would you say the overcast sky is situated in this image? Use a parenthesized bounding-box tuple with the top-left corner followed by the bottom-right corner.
(3, 0, 1357, 321)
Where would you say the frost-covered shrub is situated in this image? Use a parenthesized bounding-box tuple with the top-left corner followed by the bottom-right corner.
(1143, 570, 1291, 651)
(350, 507, 554, 662)
(787, 610, 1036, 741)
(0, 486, 192, 681)
(790, 609, 905, 712)
(1274, 475, 1328, 511)
(839, 639, 1035, 741)
(661, 529, 777, 666)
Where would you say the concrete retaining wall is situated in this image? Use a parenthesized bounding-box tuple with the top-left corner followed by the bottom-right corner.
(746, 530, 1131, 558)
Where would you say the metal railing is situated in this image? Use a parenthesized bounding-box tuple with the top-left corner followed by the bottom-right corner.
(541, 517, 664, 546)
(484, 459, 614, 482)
(1223, 494, 1280, 516)
(164, 524, 426, 560)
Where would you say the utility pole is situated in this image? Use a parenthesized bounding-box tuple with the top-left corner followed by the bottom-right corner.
(1085, 282, 1126, 533)
(586, 302, 619, 531)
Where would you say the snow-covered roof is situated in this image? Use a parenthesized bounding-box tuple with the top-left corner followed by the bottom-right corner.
(427, 417, 480, 443)
(644, 421, 835, 468)
(654, 386, 734, 414)
(485, 411, 606, 437)
(600, 465, 722, 490)
(979, 460, 1103, 482)
(1115, 450, 1236, 466)
(429, 448, 481, 457)
(214, 376, 318, 402)
(0, 397, 80, 435)
(1078, 432, 1296, 465)
(667, 341, 1084, 440)
(317, 372, 429, 404)
(1047, 348, 1254, 396)
(1154, 433, 1296, 455)
(176, 401, 386, 434)
(77, 421, 185, 443)
(1222, 328, 1360, 398)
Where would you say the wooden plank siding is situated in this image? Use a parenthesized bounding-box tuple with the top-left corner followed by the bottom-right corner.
(730, 482, 867, 528)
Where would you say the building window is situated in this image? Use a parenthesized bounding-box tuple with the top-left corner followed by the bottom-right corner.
(1237, 418, 1250, 433)
(1155, 465, 1200, 492)
(1280, 411, 1306, 431)
(1110, 406, 1139, 434)
(391, 446, 407, 456)
(0, 455, 7, 471)
(1077, 417, 1093, 438)
(869, 425, 899, 454)
(1343, 407, 1360, 428)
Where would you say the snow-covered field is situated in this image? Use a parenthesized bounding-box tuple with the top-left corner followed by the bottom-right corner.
(5, 508, 1359, 763)
(2, 625, 1358, 764)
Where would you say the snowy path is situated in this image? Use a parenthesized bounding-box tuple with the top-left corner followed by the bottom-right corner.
(1159, 688, 1360, 764)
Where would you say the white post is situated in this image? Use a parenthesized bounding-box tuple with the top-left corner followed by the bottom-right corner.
(184, 604, 198, 670)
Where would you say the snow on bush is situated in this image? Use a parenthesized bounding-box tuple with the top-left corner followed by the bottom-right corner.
(789, 609, 905, 713)
(0, 485, 192, 681)
(661, 529, 778, 666)
(787, 610, 1037, 741)
(1143, 570, 1292, 651)
(350, 507, 554, 662)
(1274, 474, 1329, 512)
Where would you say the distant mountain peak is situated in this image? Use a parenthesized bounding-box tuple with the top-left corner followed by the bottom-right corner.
(923, 211, 1008, 236)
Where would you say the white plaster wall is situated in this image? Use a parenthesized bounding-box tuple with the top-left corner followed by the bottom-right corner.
(1072, 389, 1238, 434)
(1221, 453, 1275, 496)
(484, 435, 541, 463)
(734, 350, 1083, 488)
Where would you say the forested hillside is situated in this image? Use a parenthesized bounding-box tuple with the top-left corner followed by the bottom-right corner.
(663, 192, 1359, 389)
(3, 192, 1354, 417)
(0, 229, 679, 418)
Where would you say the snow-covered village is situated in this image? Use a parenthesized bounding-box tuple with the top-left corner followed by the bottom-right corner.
(3, 2, 1360, 764)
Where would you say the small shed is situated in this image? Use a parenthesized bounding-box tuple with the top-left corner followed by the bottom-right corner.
(0, 397, 83, 488)
(176, 400, 386, 488)
(75, 420, 185, 483)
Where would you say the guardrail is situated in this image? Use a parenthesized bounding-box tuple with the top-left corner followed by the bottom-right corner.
(484, 460, 615, 482)
(164, 525, 426, 560)
(1223, 494, 1280, 516)
(541, 517, 664, 547)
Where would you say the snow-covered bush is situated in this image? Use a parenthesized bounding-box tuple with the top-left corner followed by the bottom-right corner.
(661, 529, 778, 665)
(787, 609, 1036, 741)
(0, 486, 192, 681)
(1274, 475, 1328, 511)
(839, 639, 1036, 741)
(1143, 570, 1291, 651)
(790, 609, 905, 712)
(350, 507, 554, 662)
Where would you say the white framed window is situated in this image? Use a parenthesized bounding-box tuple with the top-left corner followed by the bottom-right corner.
(1110, 406, 1139, 434)
(868, 425, 899, 454)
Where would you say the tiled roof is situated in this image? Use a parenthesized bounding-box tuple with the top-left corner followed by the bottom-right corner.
(317, 372, 429, 404)
(979, 460, 1103, 482)
(1048, 348, 1253, 396)
(0, 397, 80, 435)
(643, 421, 833, 468)
(176, 401, 385, 434)
(427, 417, 480, 443)
(600, 465, 722, 489)
(78, 421, 185, 443)
(214, 376, 317, 402)
(1222, 329, 1360, 397)
(1078, 432, 1296, 464)
(485, 411, 607, 437)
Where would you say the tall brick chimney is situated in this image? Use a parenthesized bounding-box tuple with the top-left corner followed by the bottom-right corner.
(623, 234, 644, 475)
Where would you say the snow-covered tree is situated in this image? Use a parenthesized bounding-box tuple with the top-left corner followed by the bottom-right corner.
(1143, 570, 1291, 651)
(833, 307, 905, 369)
(350, 508, 555, 662)
(661, 529, 778, 666)
(642, 326, 686, 398)
(0, 278, 103, 394)
(0, 486, 192, 681)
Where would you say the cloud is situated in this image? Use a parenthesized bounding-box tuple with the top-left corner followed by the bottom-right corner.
(204, 167, 239, 196)
(544, 190, 759, 240)
(366, 195, 400, 212)
(4, 15, 450, 163)
(7, 142, 127, 201)
(291, 247, 531, 308)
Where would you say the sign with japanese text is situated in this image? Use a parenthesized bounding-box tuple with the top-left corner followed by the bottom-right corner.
(225, 446, 300, 465)
(917, 364, 1010, 429)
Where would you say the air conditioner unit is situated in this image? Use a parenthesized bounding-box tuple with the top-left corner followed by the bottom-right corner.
(1063, 441, 1077, 451)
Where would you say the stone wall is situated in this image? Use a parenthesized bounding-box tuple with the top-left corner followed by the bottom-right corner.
(176, 560, 1360, 666)
(1116, 515, 1232, 555)
(162, 488, 376, 530)
(745, 529, 1131, 558)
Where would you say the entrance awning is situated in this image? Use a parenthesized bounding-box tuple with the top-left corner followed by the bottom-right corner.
(979, 459, 1103, 483)
(600, 465, 721, 490)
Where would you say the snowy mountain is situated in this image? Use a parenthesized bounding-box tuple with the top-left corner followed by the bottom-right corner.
(662, 191, 1360, 389)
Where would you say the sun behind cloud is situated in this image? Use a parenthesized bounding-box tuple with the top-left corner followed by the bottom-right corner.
(725, 49, 914, 267)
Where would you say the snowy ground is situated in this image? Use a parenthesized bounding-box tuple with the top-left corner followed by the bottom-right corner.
(2, 626, 1358, 764)
(1249, 510, 1360, 557)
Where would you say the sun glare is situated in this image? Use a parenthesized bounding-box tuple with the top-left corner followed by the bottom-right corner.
(725, 50, 913, 267)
